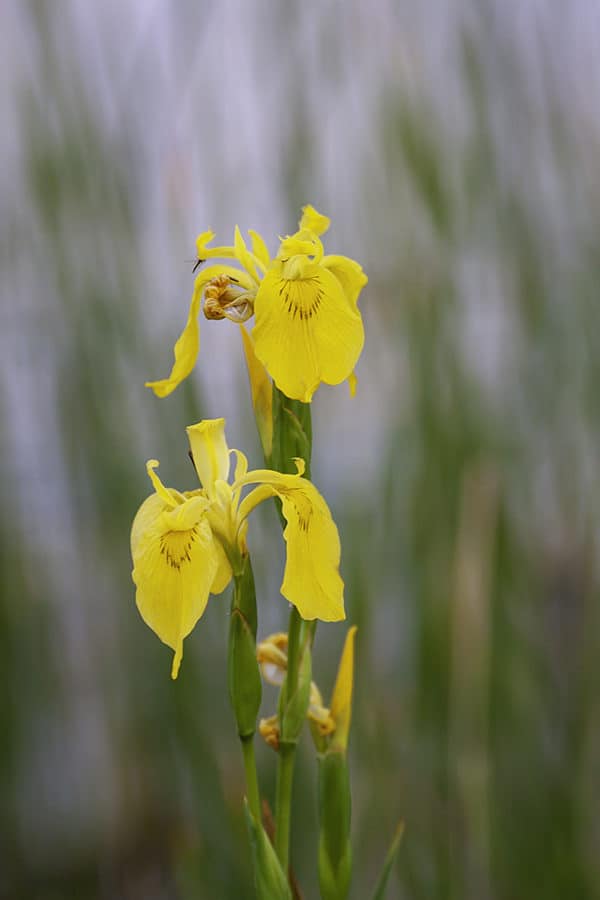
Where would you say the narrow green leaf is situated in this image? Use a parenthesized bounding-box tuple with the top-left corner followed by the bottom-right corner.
(371, 822, 405, 900)
(244, 801, 293, 900)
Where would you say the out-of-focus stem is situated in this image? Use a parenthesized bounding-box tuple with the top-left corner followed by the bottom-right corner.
(274, 605, 302, 873)
(241, 734, 261, 823)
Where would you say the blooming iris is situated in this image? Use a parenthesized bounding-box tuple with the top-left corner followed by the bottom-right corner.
(130, 418, 344, 678)
(145, 205, 367, 403)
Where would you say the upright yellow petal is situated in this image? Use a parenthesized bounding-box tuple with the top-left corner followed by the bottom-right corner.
(299, 204, 331, 237)
(329, 626, 357, 751)
(186, 419, 230, 495)
(252, 260, 364, 402)
(248, 229, 271, 269)
(131, 492, 220, 678)
(234, 226, 260, 283)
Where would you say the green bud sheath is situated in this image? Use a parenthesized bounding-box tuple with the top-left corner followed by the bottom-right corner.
(318, 751, 352, 900)
(228, 555, 261, 739)
(244, 802, 293, 900)
(280, 625, 312, 744)
(228, 609, 262, 739)
(271, 385, 312, 477)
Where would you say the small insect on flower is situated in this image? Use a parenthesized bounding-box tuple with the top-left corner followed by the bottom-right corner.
(192, 257, 205, 273)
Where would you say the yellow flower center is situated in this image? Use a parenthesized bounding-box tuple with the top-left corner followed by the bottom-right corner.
(279, 276, 324, 322)
(159, 526, 200, 570)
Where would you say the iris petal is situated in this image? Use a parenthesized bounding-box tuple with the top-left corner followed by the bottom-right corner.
(252, 262, 364, 402)
(234, 468, 345, 622)
(321, 255, 368, 309)
(145, 265, 252, 398)
(131, 492, 220, 678)
(187, 418, 230, 495)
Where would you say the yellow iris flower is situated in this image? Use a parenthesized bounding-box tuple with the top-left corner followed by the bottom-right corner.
(130, 418, 344, 678)
(145, 205, 367, 403)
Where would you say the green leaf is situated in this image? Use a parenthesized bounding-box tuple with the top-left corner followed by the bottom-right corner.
(244, 802, 293, 900)
(371, 822, 404, 900)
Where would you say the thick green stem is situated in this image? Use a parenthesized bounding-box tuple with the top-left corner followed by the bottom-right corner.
(274, 741, 296, 872)
(285, 606, 303, 698)
(241, 734, 261, 823)
(228, 556, 262, 823)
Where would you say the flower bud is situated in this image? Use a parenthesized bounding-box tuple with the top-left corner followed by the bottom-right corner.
(228, 608, 262, 739)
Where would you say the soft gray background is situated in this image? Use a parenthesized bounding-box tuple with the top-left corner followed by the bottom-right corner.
(1, 1, 600, 898)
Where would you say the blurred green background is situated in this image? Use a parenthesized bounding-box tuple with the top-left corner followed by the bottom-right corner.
(2, 1, 600, 898)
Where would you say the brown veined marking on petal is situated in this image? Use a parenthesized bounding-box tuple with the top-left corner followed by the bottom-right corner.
(159, 526, 200, 570)
(279, 277, 324, 322)
(285, 489, 313, 533)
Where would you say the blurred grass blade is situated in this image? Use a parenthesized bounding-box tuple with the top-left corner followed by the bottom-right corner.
(371, 822, 404, 900)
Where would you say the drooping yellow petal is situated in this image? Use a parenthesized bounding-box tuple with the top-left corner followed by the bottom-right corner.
(131, 491, 220, 679)
(321, 255, 368, 310)
(252, 260, 365, 403)
(329, 626, 357, 751)
(279, 484, 344, 620)
(234, 467, 344, 621)
(299, 204, 331, 237)
(145, 264, 251, 398)
(240, 325, 273, 459)
(186, 419, 230, 495)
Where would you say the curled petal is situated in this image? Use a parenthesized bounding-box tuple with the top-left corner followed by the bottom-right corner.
(321, 255, 368, 310)
(131, 492, 220, 678)
(252, 261, 364, 403)
(298, 204, 331, 236)
(196, 230, 236, 261)
(145, 264, 251, 398)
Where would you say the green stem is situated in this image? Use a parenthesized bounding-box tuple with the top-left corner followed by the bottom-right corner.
(274, 605, 302, 873)
(241, 734, 261, 823)
(285, 606, 303, 697)
(228, 556, 262, 824)
(274, 741, 296, 872)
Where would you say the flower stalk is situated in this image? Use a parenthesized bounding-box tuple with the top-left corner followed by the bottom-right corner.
(228, 554, 262, 820)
